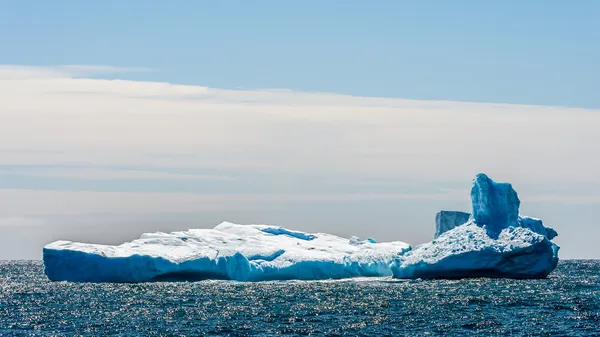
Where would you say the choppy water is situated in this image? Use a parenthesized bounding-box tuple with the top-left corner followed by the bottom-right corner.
(1, 261, 599, 336)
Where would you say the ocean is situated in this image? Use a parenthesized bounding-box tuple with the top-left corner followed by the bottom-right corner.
(1, 260, 599, 336)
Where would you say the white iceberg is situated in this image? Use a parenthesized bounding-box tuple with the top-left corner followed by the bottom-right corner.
(391, 173, 559, 279)
(43, 222, 410, 282)
(43, 173, 559, 282)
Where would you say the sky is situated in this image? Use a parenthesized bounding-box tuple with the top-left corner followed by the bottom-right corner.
(0, 1, 599, 259)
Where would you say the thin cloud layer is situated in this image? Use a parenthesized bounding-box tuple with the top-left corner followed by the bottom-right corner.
(0, 64, 153, 79)
(0, 189, 467, 218)
(2, 64, 599, 185)
(0, 167, 234, 182)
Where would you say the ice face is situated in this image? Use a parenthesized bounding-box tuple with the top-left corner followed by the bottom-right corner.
(435, 211, 471, 238)
(43, 222, 411, 283)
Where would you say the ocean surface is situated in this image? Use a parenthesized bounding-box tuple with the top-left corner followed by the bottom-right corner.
(1, 260, 599, 336)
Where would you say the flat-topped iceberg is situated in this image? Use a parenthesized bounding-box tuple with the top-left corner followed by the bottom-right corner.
(43, 222, 410, 282)
(392, 173, 559, 279)
(43, 173, 559, 282)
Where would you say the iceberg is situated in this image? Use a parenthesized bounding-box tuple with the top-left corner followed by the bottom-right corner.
(42, 173, 559, 282)
(43, 222, 411, 282)
(391, 173, 559, 279)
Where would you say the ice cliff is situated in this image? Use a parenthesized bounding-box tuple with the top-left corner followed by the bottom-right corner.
(43, 173, 559, 282)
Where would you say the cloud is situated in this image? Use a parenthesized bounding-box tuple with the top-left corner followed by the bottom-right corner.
(55, 65, 154, 77)
(0, 167, 234, 181)
(0, 189, 467, 217)
(0, 217, 45, 227)
(1, 64, 599, 187)
(0, 64, 153, 80)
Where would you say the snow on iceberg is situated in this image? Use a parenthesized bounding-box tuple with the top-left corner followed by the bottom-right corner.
(392, 173, 559, 279)
(43, 222, 411, 282)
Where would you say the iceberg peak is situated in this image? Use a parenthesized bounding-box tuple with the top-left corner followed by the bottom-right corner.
(470, 173, 520, 232)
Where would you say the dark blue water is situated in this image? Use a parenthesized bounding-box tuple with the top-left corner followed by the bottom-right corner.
(1, 261, 599, 336)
